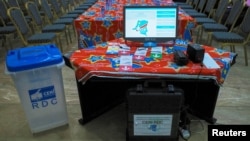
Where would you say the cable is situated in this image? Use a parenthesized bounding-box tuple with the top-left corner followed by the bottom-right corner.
(189, 119, 205, 134)
(179, 118, 206, 140)
(188, 64, 204, 112)
(179, 64, 204, 141)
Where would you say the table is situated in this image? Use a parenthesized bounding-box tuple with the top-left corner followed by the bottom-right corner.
(74, 0, 195, 48)
(66, 38, 236, 125)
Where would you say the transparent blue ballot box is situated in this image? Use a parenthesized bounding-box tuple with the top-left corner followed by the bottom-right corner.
(5, 44, 68, 133)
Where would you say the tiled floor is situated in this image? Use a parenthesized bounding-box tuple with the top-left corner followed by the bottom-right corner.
(0, 27, 250, 141)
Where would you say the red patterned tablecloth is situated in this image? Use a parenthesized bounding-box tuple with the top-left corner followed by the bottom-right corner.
(70, 38, 236, 85)
(74, 0, 195, 48)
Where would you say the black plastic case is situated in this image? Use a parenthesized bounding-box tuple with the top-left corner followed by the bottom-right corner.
(126, 81, 183, 141)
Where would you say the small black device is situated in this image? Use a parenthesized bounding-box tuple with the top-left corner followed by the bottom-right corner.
(174, 50, 188, 66)
(187, 44, 205, 63)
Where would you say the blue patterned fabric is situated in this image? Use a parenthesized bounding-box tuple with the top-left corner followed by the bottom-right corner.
(78, 30, 95, 49)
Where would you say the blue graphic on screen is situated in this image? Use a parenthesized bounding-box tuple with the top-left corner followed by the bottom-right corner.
(124, 6, 178, 43)
(132, 20, 149, 36)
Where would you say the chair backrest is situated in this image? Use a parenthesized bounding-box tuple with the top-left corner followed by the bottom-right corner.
(25, 1, 43, 27)
(74, 0, 80, 4)
(50, 0, 63, 18)
(40, 0, 54, 24)
(203, 0, 217, 17)
(192, 0, 200, 9)
(68, 0, 75, 6)
(31, 0, 42, 10)
(7, 7, 31, 45)
(196, 0, 206, 12)
(187, 0, 194, 5)
(67, 0, 75, 10)
(60, 0, 69, 13)
(17, 0, 28, 7)
(224, 0, 245, 32)
(0, 0, 9, 24)
(6, 0, 20, 7)
(213, 0, 229, 23)
(236, 8, 250, 43)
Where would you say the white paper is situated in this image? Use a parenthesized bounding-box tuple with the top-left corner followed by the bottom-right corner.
(203, 53, 220, 69)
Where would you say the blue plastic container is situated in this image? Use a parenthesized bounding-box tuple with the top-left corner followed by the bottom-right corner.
(5, 44, 68, 133)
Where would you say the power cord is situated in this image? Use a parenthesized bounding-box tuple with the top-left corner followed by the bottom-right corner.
(179, 65, 204, 141)
(189, 63, 204, 110)
(179, 118, 206, 141)
(179, 126, 191, 141)
(189, 119, 205, 134)
(179, 103, 191, 140)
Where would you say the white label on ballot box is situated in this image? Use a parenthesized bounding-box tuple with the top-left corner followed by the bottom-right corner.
(134, 114, 173, 136)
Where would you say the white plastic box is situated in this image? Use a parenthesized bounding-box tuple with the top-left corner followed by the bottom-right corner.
(5, 44, 68, 133)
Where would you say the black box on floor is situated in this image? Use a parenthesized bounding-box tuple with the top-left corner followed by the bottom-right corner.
(126, 82, 183, 141)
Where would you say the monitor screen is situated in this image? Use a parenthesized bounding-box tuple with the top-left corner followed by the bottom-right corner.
(123, 6, 178, 46)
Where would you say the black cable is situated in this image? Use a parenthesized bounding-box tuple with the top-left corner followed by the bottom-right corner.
(189, 63, 204, 112)
(179, 63, 204, 141)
